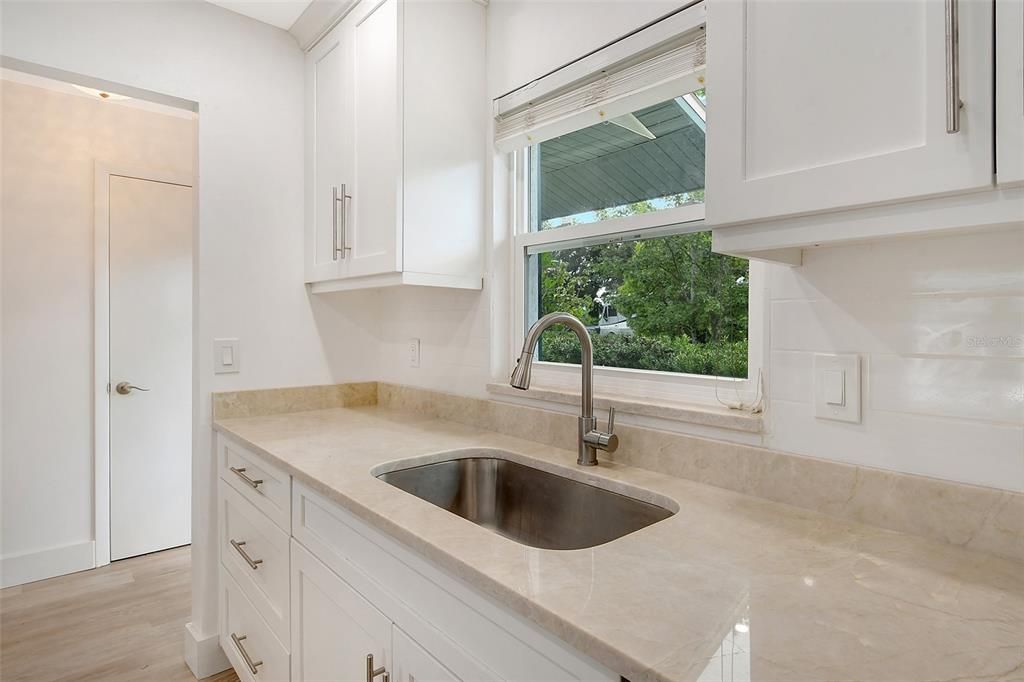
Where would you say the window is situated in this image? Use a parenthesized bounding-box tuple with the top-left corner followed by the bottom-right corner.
(503, 6, 760, 400)
(519, 92, 750, 381)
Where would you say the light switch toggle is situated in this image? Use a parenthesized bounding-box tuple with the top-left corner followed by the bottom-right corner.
(214, 338, 240, 374)
(813, 353, 860, 423)
(823, 369, 845, 406)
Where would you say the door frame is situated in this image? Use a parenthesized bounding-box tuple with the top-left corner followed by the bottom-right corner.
(93, 162, 194, 567)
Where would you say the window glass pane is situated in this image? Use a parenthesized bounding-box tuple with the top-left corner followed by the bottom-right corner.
(527, 231, 749, 378)
(532, 89, 705, 232)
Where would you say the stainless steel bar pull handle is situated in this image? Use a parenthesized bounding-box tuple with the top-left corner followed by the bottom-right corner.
(366, 654, 389, 682)
(229, 466, 263, 489)
(332, 185, 340, 262)
(335, 183, 352, 259)
(231, 633, 263, 675)
(944, 0, 962, 133)
(230, 539, 263, 570)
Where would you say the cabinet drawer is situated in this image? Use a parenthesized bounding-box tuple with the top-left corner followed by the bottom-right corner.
(220, 479, 290, 647)
(219, 434, 291, 531)
(220, 567, 290, 682)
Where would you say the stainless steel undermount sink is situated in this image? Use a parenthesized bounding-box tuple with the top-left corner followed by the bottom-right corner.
(376, 454, 675, 550)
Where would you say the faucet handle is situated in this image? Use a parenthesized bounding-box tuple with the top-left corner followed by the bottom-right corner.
(607, 406, 616, 433)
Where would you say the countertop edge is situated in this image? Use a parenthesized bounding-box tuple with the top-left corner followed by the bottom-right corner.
(211, 419, 663, 682)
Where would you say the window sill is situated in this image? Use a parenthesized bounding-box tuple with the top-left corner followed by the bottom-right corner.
(485, 383, 763, 434)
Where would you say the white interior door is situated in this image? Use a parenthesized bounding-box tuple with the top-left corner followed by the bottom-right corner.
(108, 174, 193, 561)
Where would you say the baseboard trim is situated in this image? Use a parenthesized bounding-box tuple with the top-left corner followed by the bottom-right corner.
(0, 540, 95, 588)
(184, 621, 230, 680)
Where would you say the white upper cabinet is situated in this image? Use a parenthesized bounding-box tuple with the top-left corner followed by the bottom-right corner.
(706, 0, 995, 226)
(997, 0, 1024, 185)
(306, 18, 353, 283)
(349, 0, 401, 278)
(304, 0, 485, 292)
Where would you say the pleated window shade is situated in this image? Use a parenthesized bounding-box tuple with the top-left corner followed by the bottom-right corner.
(494, 29, 706, 153)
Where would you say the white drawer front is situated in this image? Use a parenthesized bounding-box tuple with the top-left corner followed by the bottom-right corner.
(221, 479, 291, 647)
(221, 567, 290, 682)
(219, 433, 291, 531)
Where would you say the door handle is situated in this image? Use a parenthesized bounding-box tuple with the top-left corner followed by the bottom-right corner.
(115, 382, 150, 395)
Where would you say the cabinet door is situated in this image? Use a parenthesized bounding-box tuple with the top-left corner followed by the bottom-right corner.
(997, 0, 1024, 185)
(305, 20, 354, 283)
(392, 628, 461, 682)
(707, 0, 994, 226)
(348, 0, 402, 278)
(291, 541, 391, 682)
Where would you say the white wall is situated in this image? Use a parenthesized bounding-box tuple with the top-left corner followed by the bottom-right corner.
(0, 0, 378, 652)
(374, 0, 1024, 493)
(1, 80, 196, 585)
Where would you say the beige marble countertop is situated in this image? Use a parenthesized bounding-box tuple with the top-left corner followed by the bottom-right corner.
(214, 405, 1024, 682)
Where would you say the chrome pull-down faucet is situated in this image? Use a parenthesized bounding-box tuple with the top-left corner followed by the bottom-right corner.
(510, 312, 618, 466)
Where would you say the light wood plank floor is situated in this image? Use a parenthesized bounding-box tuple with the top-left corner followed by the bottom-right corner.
(1, 546, 239, 682)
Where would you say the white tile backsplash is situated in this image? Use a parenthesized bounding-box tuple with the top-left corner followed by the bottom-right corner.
(765, 227, 1024, 491)
(870, 354, 1024, 424)
(375, 286, 492, 398)
(363, 227, 1024, 492)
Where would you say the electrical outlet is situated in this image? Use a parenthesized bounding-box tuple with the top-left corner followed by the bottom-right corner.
(408, 338, 421, 368)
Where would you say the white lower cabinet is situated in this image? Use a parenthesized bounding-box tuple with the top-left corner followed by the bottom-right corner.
(291, 541, 390, 682)
(221, 567, 291, 682)
(291, 541, 463, 682)
(216, 434, 618, 682)
(392, 627, 460, 682)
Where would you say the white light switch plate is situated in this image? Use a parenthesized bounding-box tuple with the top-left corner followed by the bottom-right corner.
(214, 338, 240, 374)
(813, 353, 860, 423)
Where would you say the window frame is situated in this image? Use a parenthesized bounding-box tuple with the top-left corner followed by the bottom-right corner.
(509, 141, 766, 406)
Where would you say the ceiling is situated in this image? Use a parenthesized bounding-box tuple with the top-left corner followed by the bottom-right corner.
(205, 0, 313, 30)
(538, 98, 706, 222)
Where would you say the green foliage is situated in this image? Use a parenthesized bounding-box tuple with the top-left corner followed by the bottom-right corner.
(539, 330, 748, 379)
(613, 232, 749, 344)
(538, 252, 593, 323)
(535, 197, 749, 377)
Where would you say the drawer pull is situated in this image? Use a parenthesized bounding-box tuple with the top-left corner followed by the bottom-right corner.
(366, 653, 389, 682)
(229, 539, 263, 570)
(231, 633, 264, 675)
(230, 466, 264, 489)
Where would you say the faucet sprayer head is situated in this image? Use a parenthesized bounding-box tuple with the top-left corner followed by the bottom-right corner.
(509, 350, 533, 389)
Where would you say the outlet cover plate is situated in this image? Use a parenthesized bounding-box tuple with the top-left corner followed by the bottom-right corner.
(813, 353, 860, 423)
(408, 338, 421, 368)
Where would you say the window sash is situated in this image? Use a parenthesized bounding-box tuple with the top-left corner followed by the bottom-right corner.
(511, 149, 761, 393)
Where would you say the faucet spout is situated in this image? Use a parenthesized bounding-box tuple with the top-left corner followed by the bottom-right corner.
(509, 312, 616, 465)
